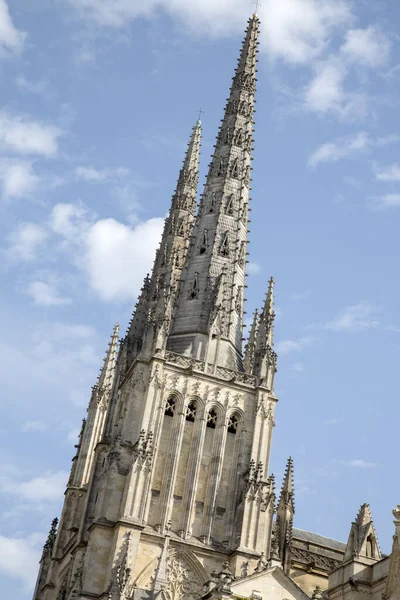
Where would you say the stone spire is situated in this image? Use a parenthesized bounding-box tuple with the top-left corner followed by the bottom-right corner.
(168, 15, 260, 370)
(97, 323, 119, 392)
(276, 457, 295, 573)
(121, 120, 202, 370)
(253, 277, 277, 388)
(344, 503, 382, 562)
(72, 323, 120, 488)
(243, 308, 259, 374)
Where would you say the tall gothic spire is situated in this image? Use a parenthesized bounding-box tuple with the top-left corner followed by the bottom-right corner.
(121, 120, 202, 370)
(168, 15, 260, 370)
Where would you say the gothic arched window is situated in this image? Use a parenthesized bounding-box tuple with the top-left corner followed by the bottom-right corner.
(231, 158, 239, 179)
(186, 402, 197, 422)
(227, 414, 239, 434)
(189, 273, 199, 299)
(366, 534, 375, 558)
(165, 397, 176, 417)
(220, 232, 229, 257)
(209, 192, 216, 213)
(207, 409, 217, 429)
(234, 129, 243, 147)
(217, 157, 226, 177)
(177, 220, 185, 237)
(199, 229, 208, 255)
(225, 194, 234, 216)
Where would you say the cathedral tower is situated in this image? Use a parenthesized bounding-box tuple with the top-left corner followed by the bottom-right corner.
(33, 15, 288, 600)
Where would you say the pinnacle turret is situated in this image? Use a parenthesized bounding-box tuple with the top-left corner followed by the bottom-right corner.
(97, 323, 119, 392)
(168, 15, 260, 370)
(275, 457, 295, 573)
(121, 120, 201, 370)
(278, 456, 295, 512)
(252, 276, 277, 387)
(243, 308, 259, 373)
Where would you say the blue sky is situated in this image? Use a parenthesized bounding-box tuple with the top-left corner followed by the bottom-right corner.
(1, 0, 400, 597)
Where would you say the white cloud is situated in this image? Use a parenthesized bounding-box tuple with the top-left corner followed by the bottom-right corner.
(49, 202, 92, 241)
(292, 362, 305, 373)
(305, 62, 346, 113)
(0, 0, 26, 56)
(247, 261, 261, 275)
(325, 303, 381, 332)
(85, 216, 164, 301)
(66, 0, 352, 63)
(261, 0, 352, 65)
(371, 194, 400, 211)
(344, 459, 376, 468)
(0, 534, 40, 591)
(26, 281, 71, 307)
(7, 223, 47, 260)
(21, 420, 48, 433)
(16, 471, 68, 502)
(15, 75, 50, 96)
(275, 336, 316, 356)
(0, 110, 62, 157)
(375, 163, 400, 182)
(0, 159, 41, 199)
(75, 165, 129, 182)
(308, 132, 370, 167)
(341, 26, 391, 68)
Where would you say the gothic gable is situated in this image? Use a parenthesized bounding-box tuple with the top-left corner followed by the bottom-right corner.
(231, 565, 310, 600)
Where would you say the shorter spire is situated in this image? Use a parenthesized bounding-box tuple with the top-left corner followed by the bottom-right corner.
(252, 277, 277, 386)
(97, 323, 119, 392)
(42, 518, 58, 558)
(278, 456, 295, 512)
(243, 308, 259, 373)
(276, 457, 295, 573)
(344, 503, 382, 561)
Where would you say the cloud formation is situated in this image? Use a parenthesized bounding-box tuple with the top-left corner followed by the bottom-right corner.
(26, 281, 72, 307)
(0, 159, 41, 199)
(0, 110, 62, 157)
(0, 0, 26, 57)
(7, 223, 48, 261)
(325, 303, 381, 332)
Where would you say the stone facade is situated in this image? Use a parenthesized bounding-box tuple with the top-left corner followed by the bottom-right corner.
(32, 12, 399, 600)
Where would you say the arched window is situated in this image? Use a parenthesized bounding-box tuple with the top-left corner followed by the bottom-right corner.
(210, 192, 217, 212)
(189, 273, 199, 299)
(200, 229, 208, 254)
(207, 409, 217, 429)
(165, 397, 176, 417)
(231, 158, 239, 178)
(220, 232, 229, 257)
(234, 129, 243, 146)
(366, 534, 374, 558)
(177, 220, 185, 236)
(225, 194, 234, 216)
(186, 402, 197, 422)
(217, 158, 226, 177)
(227, 414, 239, 434)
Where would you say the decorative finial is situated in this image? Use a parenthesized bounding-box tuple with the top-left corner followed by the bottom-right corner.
(252, 0, 262, 17)
(196, 108, 205, 123)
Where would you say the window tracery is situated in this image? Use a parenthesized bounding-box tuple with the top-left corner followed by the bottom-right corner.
(207, 409, 218, 429)
(227, 414, 239, 434)
(165, 397, 176, 417)
(185, 402, 197, 422)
